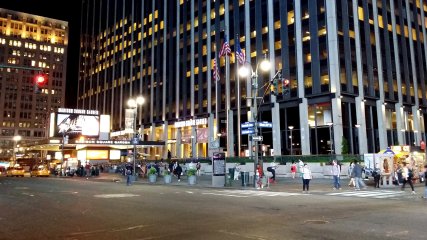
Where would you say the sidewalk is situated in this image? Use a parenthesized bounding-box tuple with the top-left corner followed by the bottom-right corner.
(79, 172, 425, 194)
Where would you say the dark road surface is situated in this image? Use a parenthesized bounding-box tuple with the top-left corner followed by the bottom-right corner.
(0, 177, 425, 240)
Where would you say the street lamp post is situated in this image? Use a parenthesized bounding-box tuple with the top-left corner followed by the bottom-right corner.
(128, 96, 145, 179)
(190, 135, 195, 158)
(239, 56, 271, 188)
(327, 122, 333, 154)
(59, 124, 68, 176)
(12, 135, 21, 165)
(288, 126, 294, 155)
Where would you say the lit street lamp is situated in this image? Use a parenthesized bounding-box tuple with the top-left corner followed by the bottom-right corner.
(239, 55, 271, 188)
(288, 126, 294, 155)
(327, 122, 333, 154)
(12, 135, 21, 165)
(128, 96, 145, 179)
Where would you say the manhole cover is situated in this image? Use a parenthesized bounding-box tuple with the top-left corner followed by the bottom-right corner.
(304, 220, 329, 224)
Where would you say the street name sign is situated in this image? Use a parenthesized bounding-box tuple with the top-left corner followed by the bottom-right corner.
(241, 128, 255, 135)
(252, 136, 263, 141)
(241, 122, 255, 129)
(258, 121, 273, 128)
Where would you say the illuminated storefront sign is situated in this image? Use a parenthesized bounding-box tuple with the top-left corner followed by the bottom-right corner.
(174, 118, 207, 128)
(75, 140, 132, 145)
(86, 150, 109, 160)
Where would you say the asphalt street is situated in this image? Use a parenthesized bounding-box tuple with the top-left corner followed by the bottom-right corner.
(0, 176, 425, 240)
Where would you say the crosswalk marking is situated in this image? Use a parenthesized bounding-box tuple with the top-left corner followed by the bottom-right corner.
(94, 193, 140, 198)
(201, 189, 302, 198)
(326, 190, 405, 199)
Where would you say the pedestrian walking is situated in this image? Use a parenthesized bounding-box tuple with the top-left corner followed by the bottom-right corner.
(175, 162, 182, 182)
(196, 161, 201, 176)
(167, 150, 172, 160)
(351, 160, 366, 190)
(256, 164, 263, 189)
(348, 162, 355, 187)
(395, 164, 403, 185)
(423, 164, 427, 199)
(125, 167, 132, 186)
(331, 160, 341, 190)
(297, 159, 304, 180)
(302, 163, 312, 193)
(401, 162, 415, 194)
(267, 161, 278, 183)
(290, 162, 297, 179)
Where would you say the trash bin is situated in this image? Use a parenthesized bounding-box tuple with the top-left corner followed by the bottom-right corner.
(241, 171, 249, 187)
(228, 168, 235, 180)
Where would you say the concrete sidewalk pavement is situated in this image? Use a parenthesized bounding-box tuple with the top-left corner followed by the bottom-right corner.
(77, 172, 425, 194)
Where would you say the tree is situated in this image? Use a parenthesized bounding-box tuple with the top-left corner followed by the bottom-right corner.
(341, 137, 349, 154)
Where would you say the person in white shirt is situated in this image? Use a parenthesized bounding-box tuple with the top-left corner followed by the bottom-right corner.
(297, 159, 304, 179)
(331, 160, 341, 190)
(401, 162, 415, 194)
(302, 163, 313, 193)
(267, 161, 278, 183)
(347, 162, 355, 187)
(233, 163, 240, 180)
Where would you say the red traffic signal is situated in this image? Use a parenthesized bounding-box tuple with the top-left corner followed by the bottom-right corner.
(283, 78, 290, 87)
(34, 74, 47, 86)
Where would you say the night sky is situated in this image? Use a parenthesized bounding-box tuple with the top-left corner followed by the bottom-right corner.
(0, 0, 82, 108)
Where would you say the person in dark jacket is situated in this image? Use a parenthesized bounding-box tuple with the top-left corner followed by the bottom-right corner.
(351, 160, 366, 190)
(125, 167, 132, 186)
(372, 163, 381, 188)
(175, 163, 182, 182)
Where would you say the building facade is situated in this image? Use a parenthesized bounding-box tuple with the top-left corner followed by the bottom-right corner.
(0, 8, 68, 160)
(78, 0, 427, 159)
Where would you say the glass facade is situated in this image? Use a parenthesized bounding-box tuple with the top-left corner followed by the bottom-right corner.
(79, 0, 427, 158)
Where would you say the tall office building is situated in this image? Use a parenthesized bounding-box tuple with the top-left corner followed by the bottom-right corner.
(0, 8, 68, 160)
(79, 0, 427, 158)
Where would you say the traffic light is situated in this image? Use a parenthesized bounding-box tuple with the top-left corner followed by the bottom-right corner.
(270, 70, 283, 96)
(270, 77, 278, 96)
(34, 73, 47, 93)
(282, 78, 290, 95)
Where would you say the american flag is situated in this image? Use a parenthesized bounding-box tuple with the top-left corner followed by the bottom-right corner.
(235, 40, 246, 64)
(219, 35, 231, 57)
(212, 57, 220, 82)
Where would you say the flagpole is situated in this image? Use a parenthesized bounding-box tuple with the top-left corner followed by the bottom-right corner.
(215, 54, 219, 142)
(236, 35, 241, 158)
(226, 49, 231, 157)
(224, 0, 233, 157)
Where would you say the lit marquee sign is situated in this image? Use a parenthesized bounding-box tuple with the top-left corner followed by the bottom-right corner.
(174, 118, 207, 128)
(54, 108, 100, 137)
(58, 108, 99, 115)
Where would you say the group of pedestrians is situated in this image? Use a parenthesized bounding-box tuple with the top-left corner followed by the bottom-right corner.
(123, 158, 427, 199)
(296, 159, 375, 193)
